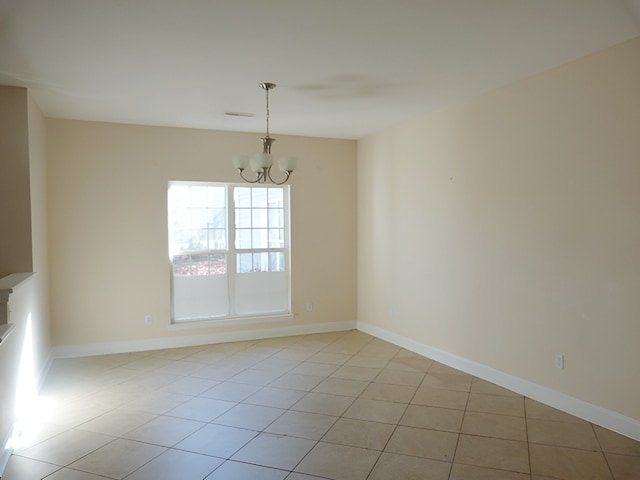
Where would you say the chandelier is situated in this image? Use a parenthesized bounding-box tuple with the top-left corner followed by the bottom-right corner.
(232, 83, 297, 184)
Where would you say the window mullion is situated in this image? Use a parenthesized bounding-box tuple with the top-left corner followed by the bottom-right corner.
(227, 185, 238, 316)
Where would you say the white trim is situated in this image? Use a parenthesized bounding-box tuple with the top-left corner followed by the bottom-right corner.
(357, 320, 640, 442)
(52, 320, 357, 359)
(168, 313, 295, 331)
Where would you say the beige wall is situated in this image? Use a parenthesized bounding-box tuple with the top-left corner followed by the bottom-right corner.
(0, 87, 32, 277)
(27, 94, 52, 373)
(47, 120, 357, 346)
(0, 88, 51, 458)
(358, 37, 640, 420)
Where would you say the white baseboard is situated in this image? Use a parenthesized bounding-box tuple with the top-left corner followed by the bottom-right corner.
(52, 320, 357, 359)
(357, 320, 640, 442)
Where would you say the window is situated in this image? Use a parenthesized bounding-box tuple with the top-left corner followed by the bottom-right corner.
(168, 182, 290, 322)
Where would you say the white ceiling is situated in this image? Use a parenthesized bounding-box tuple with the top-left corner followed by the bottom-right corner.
(1, 0, 639, 140)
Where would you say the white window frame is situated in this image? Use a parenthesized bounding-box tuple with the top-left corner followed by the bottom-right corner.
(168, 181, 292, 326)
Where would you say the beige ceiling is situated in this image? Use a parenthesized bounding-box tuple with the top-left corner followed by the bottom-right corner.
(1, 0, 639, 139)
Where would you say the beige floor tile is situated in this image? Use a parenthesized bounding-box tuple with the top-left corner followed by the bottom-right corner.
(374, 368, 425, 386)
(605, 452, 640, 480)
(525, 398, 588, 424)
(161, 376, 218, 395)
(289, 361, 339, 377)
(368, 451, 450, 480)
(312, 377, 369, 396)
(1, 455, 60, 480)
(18, 429, 114, 466)
(69, 438, 166, 479)
(45, 467, 118, 479)
(454, 434, 529, 473)
(160, 360, 207, 376)
(229, 368, 283, 386)
(174, 423, 257, 457)
(265, 410, 338, 440)
(595, 426, 640, 456)
(330, 365, 381, 381)
(269, 372, 325, 391)
(272, 348, 316, 362)
(343, 398, 407, 424)
(213, 403, 285, 430)
(529, 443, 612, 480)
(466, 393, 525, 417)
(232, 432, 316, 470)
(461, 411, 527, 441)
(387, 350, 434, 372)
(308, 351, 352, 365)
(206, 460, 289, 480)
(199, 381, 261, 401)
(286, 473, 331, 480)
(321, 417, 395, 450)
(244, 386, 307, 409)
(528, 418, 600, 450)
(360, 382, 416, 403)
(77, 409, 157, 437)
(291, 392, 355, 416)
(400, 404, 464, 432)
(295, 442, 380, 480)
(421, 372, 473, 392)
(123, 415, 205, 447)
(125, 449, 223, 480)
(385, 426, 458, 461)
(166, 396, 236, 422)
(449, 463, 531, 479)
(190, 364, 245, 381)
(428, 362, 469, 376)
(345, 354, 392, 369)
(412, 386, 469, 410)
(252, 357, 300, 374)
(470, 379, 521, 397)
(12, 423, 69, 453)
(121, 391, 192, 414)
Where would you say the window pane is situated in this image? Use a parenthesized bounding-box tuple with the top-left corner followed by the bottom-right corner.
(235, 187, 252, 208)
(252, 188, 268, 208)
(208, 254, 227, 274)
(190, 208, 208, 230)
(252, 209, 268, 228)
(269, 252, 285, 272)
(268, 188, 283, 206)
(252, 229, 268, 249)
(268, 228, 284, 248)
(209, 208, 226, 229)
(208, 186, 226, 208)
(236, 229, 252, 249)
(268, 208, 283, 228)
(236, 208, 252, 228)
(190, 186, 208, 207)
(238, 253, 252, 273)
(253, 252, 269, 272)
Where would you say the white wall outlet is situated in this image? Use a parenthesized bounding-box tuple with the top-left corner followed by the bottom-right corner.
(555, 354, 564, 370)
(388, 306, 395, 320)
(307, 302, 314, 312)
(145, 314, 153, 325)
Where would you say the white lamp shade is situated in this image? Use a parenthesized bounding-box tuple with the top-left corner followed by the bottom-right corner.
(279, 156, 297, 172)
(251, 153, 272, 172)
(232, 155, 250, 170)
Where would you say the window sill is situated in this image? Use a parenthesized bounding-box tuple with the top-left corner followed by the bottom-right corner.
(167, 313, 295, 331)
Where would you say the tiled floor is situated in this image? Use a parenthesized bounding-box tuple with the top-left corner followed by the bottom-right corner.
(3, 330, 640, 479)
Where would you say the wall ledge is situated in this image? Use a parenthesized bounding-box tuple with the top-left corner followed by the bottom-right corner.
(357, 320, 640, 442)
(52, 319, 357, 358)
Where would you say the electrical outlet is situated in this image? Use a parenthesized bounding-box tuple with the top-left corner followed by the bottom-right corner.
(307, 302, 314, 312)
(555, 354, 564, 370)
(145, 314, 153, 325)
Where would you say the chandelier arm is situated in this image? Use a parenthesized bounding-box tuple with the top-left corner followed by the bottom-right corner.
(266, 167, 292, 185)
(238, 169, 265, 184)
